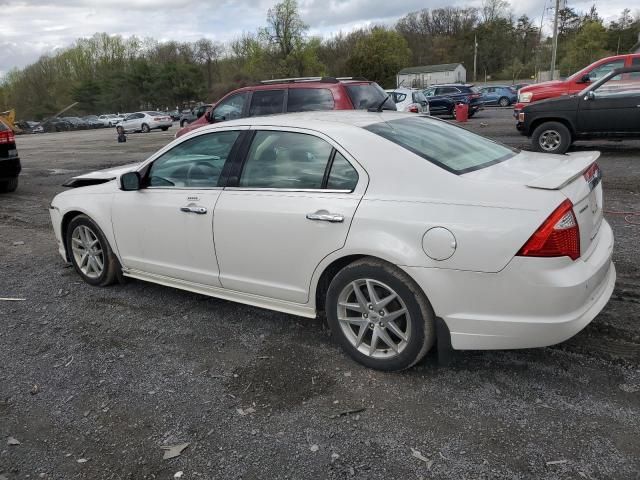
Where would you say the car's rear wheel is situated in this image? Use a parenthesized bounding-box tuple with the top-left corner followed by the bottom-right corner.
(498, 97, 510, 107)
(66, 215, 120, 287)
(161, 127, 169, 131)
(0, 177, 18, 193)
(180, 120, 187, 127)
(141, 123, 150, 133)
(326, 258, 435, 371)
(532, 121, 571, 154)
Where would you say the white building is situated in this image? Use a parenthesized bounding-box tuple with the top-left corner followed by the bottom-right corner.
(397, 63, 467, 88)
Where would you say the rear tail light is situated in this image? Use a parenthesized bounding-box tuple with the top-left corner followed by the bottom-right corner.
(517, 199, 580, 260)
(407, 104, 420, 113)
(583, 162, 602, 191)
(0, 130, 15, 144)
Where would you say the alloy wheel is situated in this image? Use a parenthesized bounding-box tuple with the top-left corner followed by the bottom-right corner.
(539, 130, 561, 152)
(71, 225, 104, 279)
(337, 279, 411, 359)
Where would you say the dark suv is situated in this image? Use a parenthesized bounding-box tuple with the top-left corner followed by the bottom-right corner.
(0, 121, 21, 193)
(176, 77, 396, 138)
(423, 84, 484, 117)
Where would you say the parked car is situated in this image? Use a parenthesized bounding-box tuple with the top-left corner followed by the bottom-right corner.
(179, 104, 211, 127)
(0, 120, 20, 192)
(514, 53, 640, 117)
(83, 115, 104, 129)
(14, 120, 39, 134)
(423, 84, 484, 117)
(98, 114, 120, 127)
(518, 66, 640, 154)
(62, 117, 90, 130)
(385, 87, 430, 114)
(176, 77, 396, 138)
(115, 111, 173, 133)
(479, 85, 518, 107)
(52, 111, 614, 371)
(39, 118, 73, 133)
(168, 110, 181, 121)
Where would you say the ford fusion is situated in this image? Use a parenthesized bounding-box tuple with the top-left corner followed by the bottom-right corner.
(50, 111, 615, 370)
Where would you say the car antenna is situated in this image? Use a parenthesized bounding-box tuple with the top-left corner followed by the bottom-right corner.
(370, 80, 405, 113)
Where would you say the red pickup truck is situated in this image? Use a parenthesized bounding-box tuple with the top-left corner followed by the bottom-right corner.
(514, 53, 640, 118)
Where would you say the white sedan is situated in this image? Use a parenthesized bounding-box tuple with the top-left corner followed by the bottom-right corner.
(115, 111, 172, 133)
(386, 88, 430, 114)
(50, 111, 615, 371)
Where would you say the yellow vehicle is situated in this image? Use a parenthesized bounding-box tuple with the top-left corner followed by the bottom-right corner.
(0, 109, 21, 133)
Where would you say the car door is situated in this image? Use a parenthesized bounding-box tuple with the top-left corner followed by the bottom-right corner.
(483, 87, 497, 104)
(213, 127, 367, 304)
(577, 73, 640, 134)
(111, 128, 245, 285)
(424, 88, 448, 114)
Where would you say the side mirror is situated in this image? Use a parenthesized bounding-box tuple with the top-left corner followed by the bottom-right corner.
(584, 91, 596, 101)
(579, 74, 591, 84)
(120, 171, 141, 191)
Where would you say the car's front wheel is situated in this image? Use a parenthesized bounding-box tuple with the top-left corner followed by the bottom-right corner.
(0, 177, 18, 193)
(66, 215, 120, 287)
(498, 96, 510, 107)
(141, 123, 150, 133)
(326, 258, 435, 371)
(531, 121, 571, 154)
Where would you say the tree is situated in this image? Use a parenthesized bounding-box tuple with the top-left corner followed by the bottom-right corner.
(348, 28, 411, 88)
(195, 39, 224, 91)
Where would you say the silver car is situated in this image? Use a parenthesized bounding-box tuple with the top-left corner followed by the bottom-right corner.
(115, 111, 173, 133)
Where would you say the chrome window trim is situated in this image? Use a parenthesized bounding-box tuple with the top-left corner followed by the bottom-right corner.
(224, 187, 353, 194)
(145, 186, 224, 191)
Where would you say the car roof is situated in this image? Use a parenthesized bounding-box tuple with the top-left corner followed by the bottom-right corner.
(231, 79, 373, 94)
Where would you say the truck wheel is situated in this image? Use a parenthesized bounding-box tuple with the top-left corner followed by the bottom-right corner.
(0, 177, 18, 193)
(532, 121, 571, 154)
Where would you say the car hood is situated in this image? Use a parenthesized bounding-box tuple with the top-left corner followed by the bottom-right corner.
(519, 80, 564, 93)
(522, 94, 578, 112)
(62, 162, 140, 188)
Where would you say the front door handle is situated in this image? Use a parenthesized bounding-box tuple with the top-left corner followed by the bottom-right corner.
(180, 205, 207, 214)
(306, 210, 344, 223)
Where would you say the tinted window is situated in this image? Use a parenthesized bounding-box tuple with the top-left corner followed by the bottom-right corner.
(632, 58, 640, 79)
(436, 87, 459, 95)
(249, 90, 285, 116)
(589, 60, 625, 81)
(392, 92, 407, 103)
(287, 88, 335, 112)
(327, 152, 358, 191)
(365, 116, 515, 174)
(148, 131, 240, 188)
(213, 92, 249, 122)
(239, 131, 332, 189)
(345, 83, 396, 110)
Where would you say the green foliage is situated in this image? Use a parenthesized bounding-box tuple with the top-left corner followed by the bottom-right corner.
(348, 28, 411, 88)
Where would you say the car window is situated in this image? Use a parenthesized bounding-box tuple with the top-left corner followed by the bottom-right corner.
(345, 83, 395, 110)
(423, 88, 435, 97)
(589, 60, 625, 81)
(239, 131, 332, 189)
(365, 116, 515, 174)
(249, 90, 285, 116)
(148, 131, 240, 188)
(412, 91, 427, 103)
(213, 92, 249, 122)
(632, 58, 640, 79)
(593, 75, 640, 98)
(287, 88, 334, 112)
(327, 152, 358, 191)
(436, 87, 459, 95)
(393, 93, 407, 103)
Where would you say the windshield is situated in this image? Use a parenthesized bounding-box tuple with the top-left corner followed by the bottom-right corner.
(365, 116, 516, 174)
(346, 83, 396, 111)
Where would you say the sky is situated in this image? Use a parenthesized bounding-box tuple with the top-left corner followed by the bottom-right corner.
(0, 0, 635, 77)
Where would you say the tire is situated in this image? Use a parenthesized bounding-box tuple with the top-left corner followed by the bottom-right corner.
(161, 127, 169, 131)
(325, 258, 435, 371)
(65, 215, 120, 287)
(141, 123, 150, 133)
(498, 97, 510, 107)
(180, 120, 187, 128)
(531, 121, 571, 154)
(0, 177, 18, 193)
(468, 110, 476, 118)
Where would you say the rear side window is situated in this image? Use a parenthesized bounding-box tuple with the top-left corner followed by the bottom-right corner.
(287, 88, 334, 112)
(365, 116, 515, 174)
(249, 90, 285, 116)
(327, 152, 358, 191)
(239, 131, 332, 189)
(346, 83, 395, 110)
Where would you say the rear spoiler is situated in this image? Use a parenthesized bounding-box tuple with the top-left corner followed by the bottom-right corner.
(526, 151, 599, 190)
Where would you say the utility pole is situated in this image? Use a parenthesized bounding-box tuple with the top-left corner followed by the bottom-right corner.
(550, 0, 560, 80)
(473, 34, 478, 83)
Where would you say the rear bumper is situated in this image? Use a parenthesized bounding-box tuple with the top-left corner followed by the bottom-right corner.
(403, 220, 615, 350)
(0, 157, 21, 179)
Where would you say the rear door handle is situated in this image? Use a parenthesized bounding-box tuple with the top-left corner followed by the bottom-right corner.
(180, 205, 207, 214)
(306, 210, 344, 223)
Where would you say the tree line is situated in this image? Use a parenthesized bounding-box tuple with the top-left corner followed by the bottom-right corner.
(0, 0, 638, 120)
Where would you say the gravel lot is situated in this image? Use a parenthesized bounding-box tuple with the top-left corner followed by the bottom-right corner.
(1, 110, 639, 479)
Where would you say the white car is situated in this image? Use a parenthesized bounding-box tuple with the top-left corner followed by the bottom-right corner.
(386, 88, 430, 114)
(115, 111, 172, 133)
(50, 111, 615, 371)
(98, 114, 119, 127)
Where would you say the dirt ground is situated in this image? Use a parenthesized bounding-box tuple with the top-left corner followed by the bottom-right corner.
(1, 110, 639, 479)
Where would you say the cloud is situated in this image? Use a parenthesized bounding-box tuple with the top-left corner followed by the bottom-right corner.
(0, 0, 632, 76)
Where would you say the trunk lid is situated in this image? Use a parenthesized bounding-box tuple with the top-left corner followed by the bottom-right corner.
(464, 150, 603, 257)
